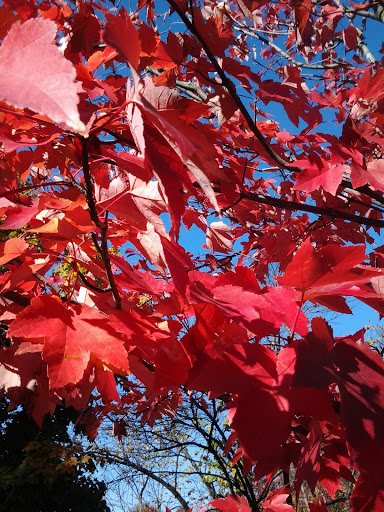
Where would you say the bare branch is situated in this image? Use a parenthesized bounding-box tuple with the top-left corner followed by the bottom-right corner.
(234, 24, 344, 70)
(334, 0, 376, 63)
(93, 449, 190, 511)
(34, 272, 67, 301)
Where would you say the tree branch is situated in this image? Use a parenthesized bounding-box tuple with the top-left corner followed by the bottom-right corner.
(34, 272, 67, 301)
(166, 0, 302, 174)
(93, 449, 190, 511)
(234, 190, 384, 229)
(145, 67, 208, 101)
(334, 0, 376, 63)
(80, 137, 121, 310)
(77, 270, 112, 294)
(234, 24, 344, 70)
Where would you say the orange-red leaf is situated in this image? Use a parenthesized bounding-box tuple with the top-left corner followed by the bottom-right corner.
(0, 237, 28, 265)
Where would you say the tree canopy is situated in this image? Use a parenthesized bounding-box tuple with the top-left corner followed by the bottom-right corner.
(1, 0, 384, 510)
(0, 399, 110, 511)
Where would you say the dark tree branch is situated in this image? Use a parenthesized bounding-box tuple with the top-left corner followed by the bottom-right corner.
(325, 495, 350, 507)
(80, 137, 121, 310)
(166, 0, 303, 174)
(232, 190, 384, 229)
(77, 270, 112, 294)
(190, 395, 257, 506)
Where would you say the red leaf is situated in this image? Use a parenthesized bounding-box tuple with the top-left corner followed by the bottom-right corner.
(351, 464, 384, 512)
(209, 494, 251, 512)
(295, 420, 322, 494)
(111, 254, 166, 296)
(95, 368, 121, 404)
(351, 159, 384, 192)
(8, 296, 129, 389)
(205, 221, 232, 253)
(112, 419, 127, 440)
(103, 10, 141, 70)
(0, 18, 86, 134)
(262, 489, 294, 511)
(343, 26, 359, 51)
(277, 240, 381, 308)
(331, 341, 384, 455)
(0, 199, 39, 230)
(293, 0, 312, 43)
(188, 343, 291, 467)
(128, 69, 221, 213)
(293, 158, 344, 196)
(293, 319, 384, 476)
(161, 236, 193, 296)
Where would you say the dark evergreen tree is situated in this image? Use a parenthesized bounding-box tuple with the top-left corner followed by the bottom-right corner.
(0, 398, 110, 512)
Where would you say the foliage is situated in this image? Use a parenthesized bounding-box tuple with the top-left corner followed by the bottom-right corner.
(1, 1, 384, 511)
(0, 399, 110, 511)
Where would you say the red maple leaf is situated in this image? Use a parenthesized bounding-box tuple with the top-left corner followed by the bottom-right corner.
(0, 18, 86, 134)
(8, 296, 129, 389)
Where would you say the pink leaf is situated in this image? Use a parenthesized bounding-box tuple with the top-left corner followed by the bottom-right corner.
(0, 18, 86, 134)
(205, 221, 233, 253)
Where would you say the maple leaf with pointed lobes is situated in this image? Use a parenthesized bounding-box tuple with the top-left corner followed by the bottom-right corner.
(277, 239, 383, 313)
(0, 199, 39, 230)
(262, 488, 295, 511)
(208, 494, 251, 512)
(0, 18, 86, 135)
(8, 296, 129, 390)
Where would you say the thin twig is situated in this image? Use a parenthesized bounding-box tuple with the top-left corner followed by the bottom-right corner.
(145, 67, 208, 101)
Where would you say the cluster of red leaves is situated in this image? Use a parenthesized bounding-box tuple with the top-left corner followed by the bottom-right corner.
(1, 0, 384, 510)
